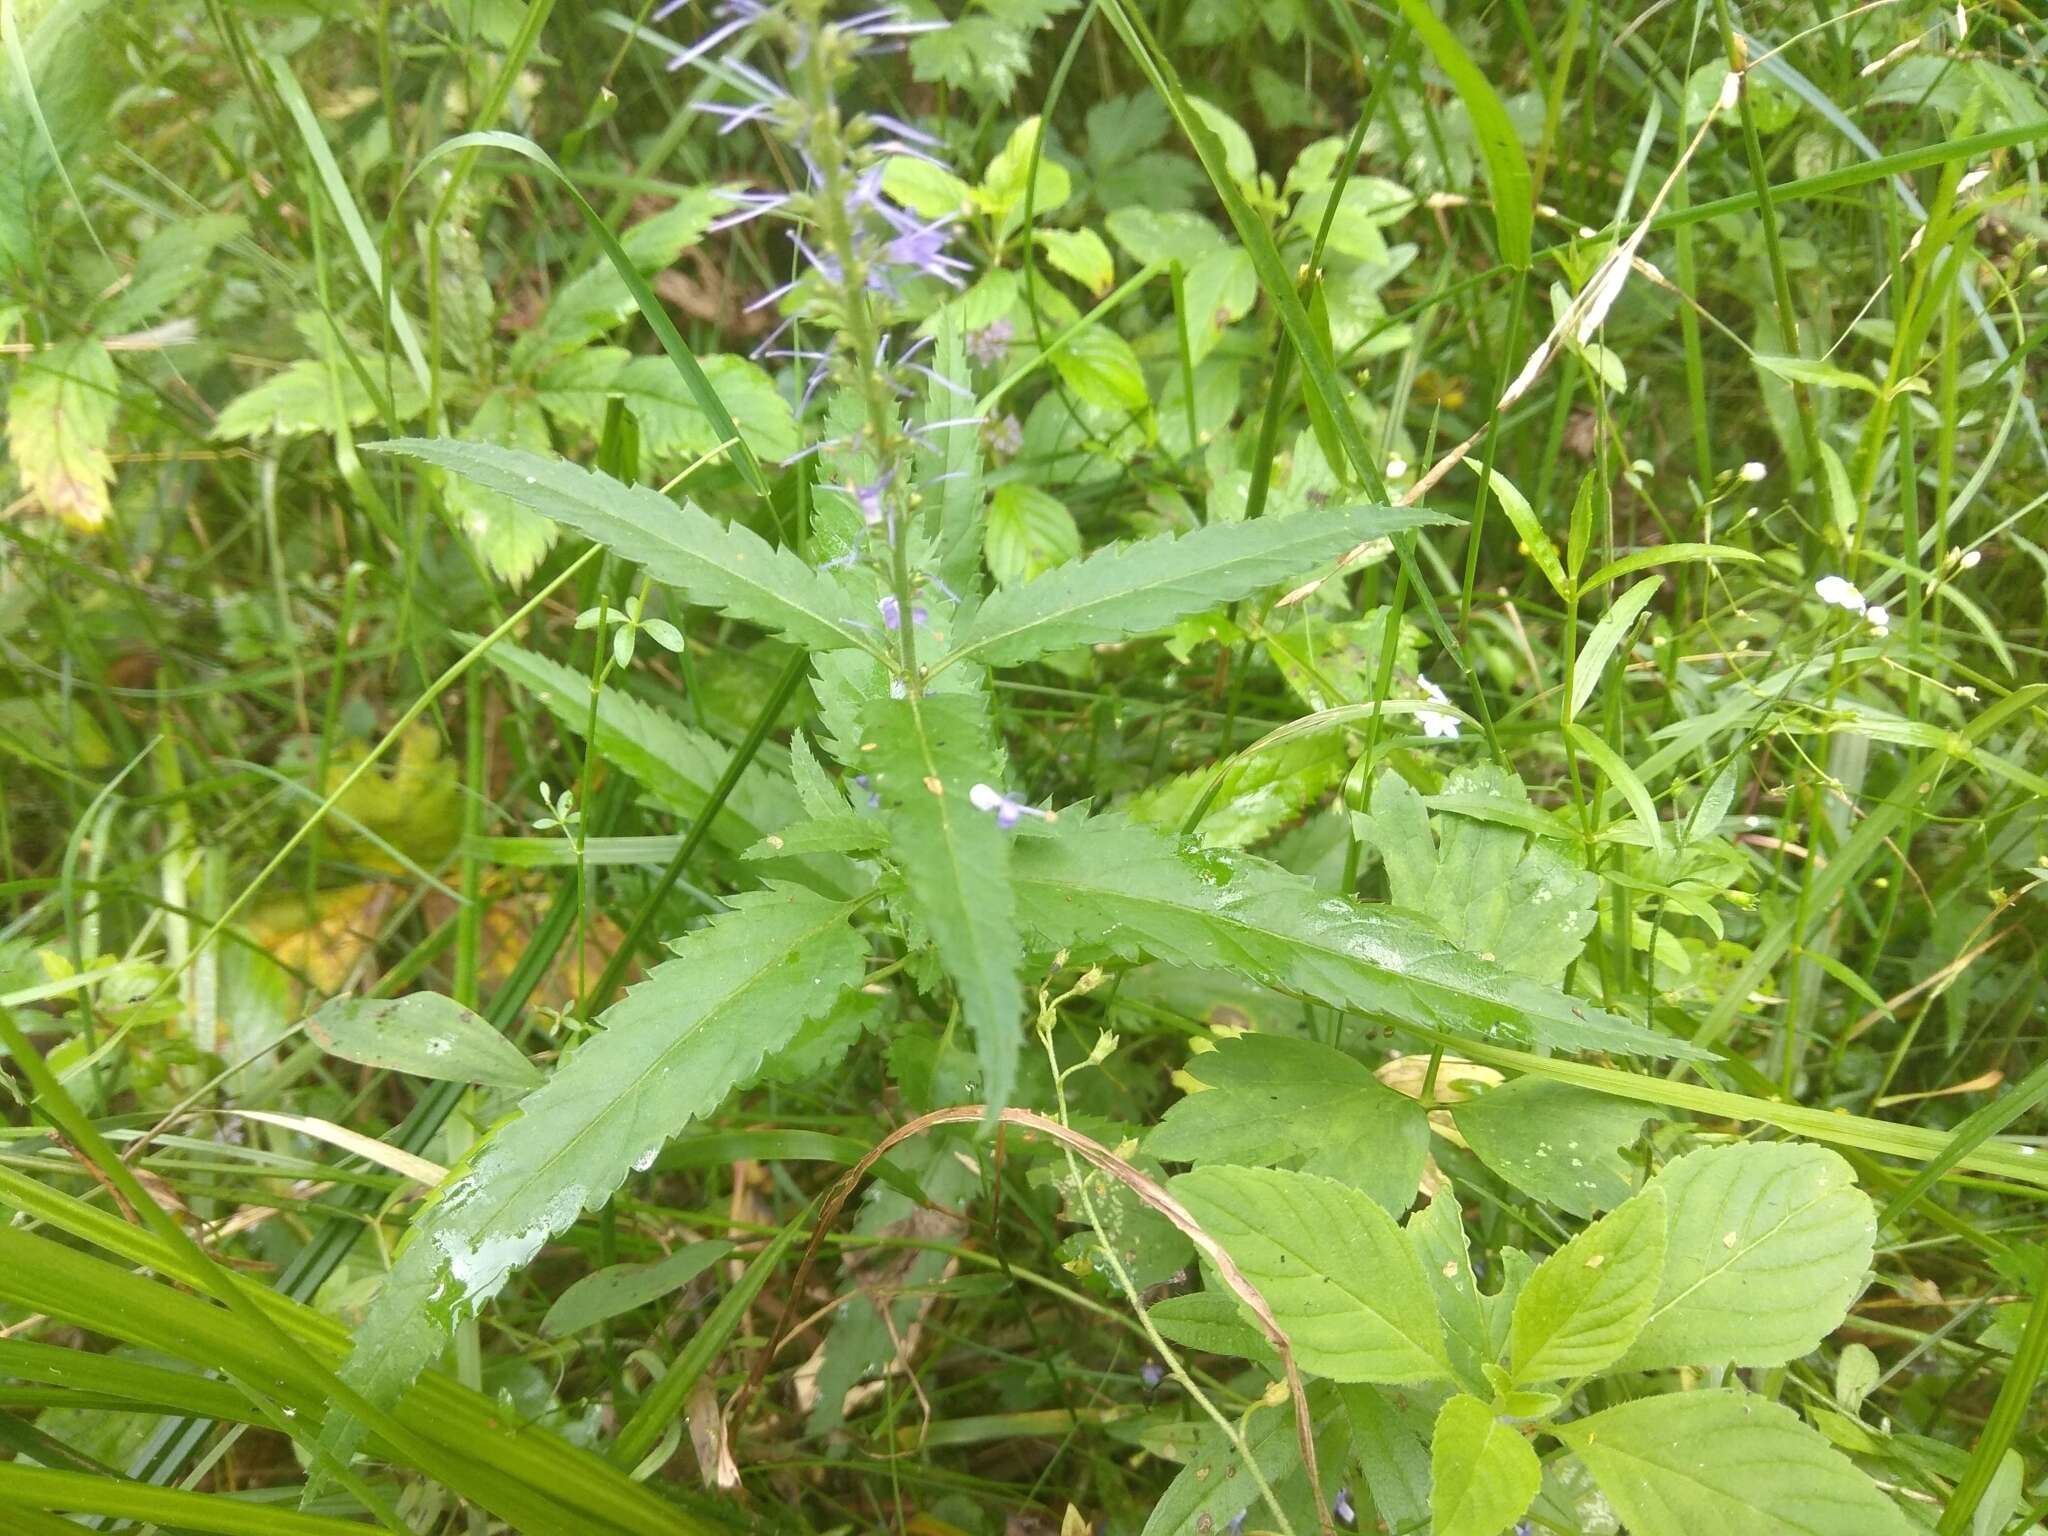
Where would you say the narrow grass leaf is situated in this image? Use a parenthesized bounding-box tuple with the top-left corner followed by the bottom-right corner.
(1394, 0, 1533, 266)
(1568, 574, 1662, 723)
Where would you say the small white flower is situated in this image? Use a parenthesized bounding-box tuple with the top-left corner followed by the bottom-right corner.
(1416, 675, 1461, 740)
(1716, 70, 1741, 113)
(1865, 605, 1890, 636)
(1737, 460, 1768, 483)
(1960, 548, 1982, 569)
(1385, 456, 1409, 479)
(1815, 574, 1867, 615)
(1955, 167, 1991, 198)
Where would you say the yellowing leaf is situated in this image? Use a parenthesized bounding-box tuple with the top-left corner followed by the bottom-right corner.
(8, 338, 118, 528)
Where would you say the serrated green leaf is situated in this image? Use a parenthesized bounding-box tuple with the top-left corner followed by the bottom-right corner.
(1147, 1290, 1277, 1366)
(6, 337, 116, 528)
(1451, 1077, 1656, 1217)
(305, 992, 542, 1092)
(882, 154, 974, 221)
(480, 641, 798, 855)
(862, 690, 1024, 1111)
(539, 1240, 732, 1339)
(1180, 244, 1257, 365)
(1509, 1185, 1665, 1383)
(1013, 814, 1702, 1059)
(1405, 1185, 1494, 1389)
(371, 440, 865, 653)
(1132, 730, 1348, 850)
(1430, 1393, 1542, 1536)
(1555, 1390, 1917, 1536)
(331, 885, 865, 1438)
(1358, 766, 1596, 986)
(1752, 352, 1880, 394)
(984, 482, 1081, 588)
(1104, 206, 1225, 268)
(1569, 574, 1662, 723)
(1146, 1034, 1427, 1214)
(1343, 1384, 1434, 1536)
(977, 115, 1071, 232)
(103, 213, 245, 330)
(1171, 1165, 1450, 1383)
(448, 389, 558, 584)
(609, 353, 797, 466)
(1620, 1143, 1875, 1371)
(512, 191, 725, 363)
(951, 504, 1448, 667)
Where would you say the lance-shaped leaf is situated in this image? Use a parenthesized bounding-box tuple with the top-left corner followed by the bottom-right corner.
(482, 640, 796, 852)
(861, 690, 1024, 1110)
(371, 439, 863, 653)
(947, 504, 1449, 667)
(1012, 814, 1703, 1059)
(330, 885, 865, 1438)
(1555, 1390, 1918, 1536)
(1509, 1185, 1666, 1383)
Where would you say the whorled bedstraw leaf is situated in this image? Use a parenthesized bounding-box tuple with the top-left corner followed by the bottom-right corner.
(1012, 813, 1703, 1059)
(950, 504, 1450, 667)
(1357, 766, 1596, 986)
(7, 338, 118, 529)
(1430, 1393, 1543, 1536)
(305, 992, 542, 1091)
(1171, 1165, 1450, 1383)
(1145, 1034, 1428, 1215)
(1555, 1390, 1917, 1536)
(1508, 1184, 1666, 1384)
(370, 440, 864, 654)
(327, 885, 865, 1452)
(1619, 1142, 1876, 1372)
(861, 690, 1024, 1112)
(1450, 1076, 1657, 1217)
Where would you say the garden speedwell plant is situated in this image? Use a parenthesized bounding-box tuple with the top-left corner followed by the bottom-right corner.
(2, 0, 2047, 1533)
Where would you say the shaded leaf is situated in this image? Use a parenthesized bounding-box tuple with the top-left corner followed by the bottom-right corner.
(539, 1240, 732, 1338)
(1451, 1077, 1656, 1218)
(8, 338, 117, 528)
(305, 992, 542, 1091)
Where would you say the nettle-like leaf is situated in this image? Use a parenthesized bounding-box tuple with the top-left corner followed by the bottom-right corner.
(1171, 1165, 1450, 1383)
(212, 313, 427, 441)
(511, 191, 726, 364)
(1450, 1077, 1659, 1217)
(861, 690, 1024, 1110)
(1555, 1390, 1917, 1536)
(332, 885, 865, 1436)
(1620, 1142, 1875, 1372)
(372, 440, 864, 653)
(448, 389, 557, 584)
(1407, 1185, 1524, 1390)
(1012, 814, 1702, 1059)
(539, 350, 798, 467)
(1146, 1034, 1427, 1215)
(1430, 1393, 1542, 1536)
(1358, 766, 1596, 986)
(949, 503, 1447, 667)
(7, 338, 117, 529)
(1508, 1184, 1666, 1383)
(1129, 731, 1349, 850)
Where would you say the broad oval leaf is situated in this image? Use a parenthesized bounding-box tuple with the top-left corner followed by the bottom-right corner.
(1171, 1165, 1450, 1384)
(331, 885, 866, 1440)
(1451, 1076, 1658, 1217)
(1620, 1142, 1875, 1371)
(1555, 1390, 1917, 1536)
(305, 992, 543, 1091)
(948, 503, 1450, 667)
(369, 439, 864, 654)
(1509, 1184, 1666, 1383)
(1146, 1034, 1427, 1215)
(1430, 1393, 1542, 1536)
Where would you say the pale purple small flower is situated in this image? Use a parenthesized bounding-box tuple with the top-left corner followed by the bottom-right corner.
(969, 782, 1053, 829)
(1335, 1486, 1356, 1527)
(984, 414, 1024, 460)
(1225, 1512, 1246, 1536)
(1139, 1360, 1165, 1390)
(967, 318, 1013, 368)
(878, 594, 927, 630)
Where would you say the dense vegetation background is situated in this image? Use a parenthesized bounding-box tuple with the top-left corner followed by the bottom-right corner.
(1, 0, 2045, 1532)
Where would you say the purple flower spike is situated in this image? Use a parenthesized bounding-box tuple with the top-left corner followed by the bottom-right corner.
(967, 317, 1013, 367)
